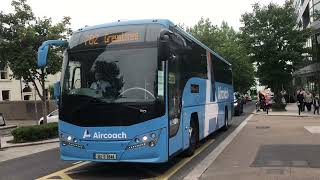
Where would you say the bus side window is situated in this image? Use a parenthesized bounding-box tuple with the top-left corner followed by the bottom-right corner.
(210, 54, 216, 101)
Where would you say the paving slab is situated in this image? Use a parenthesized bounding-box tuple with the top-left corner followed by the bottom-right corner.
(200, 115, 320, 180)
(0, 142, 59, 163)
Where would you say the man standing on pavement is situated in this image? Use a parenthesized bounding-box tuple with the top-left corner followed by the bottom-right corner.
(297, 89, 304, 114)
(313, 95, 320, 115)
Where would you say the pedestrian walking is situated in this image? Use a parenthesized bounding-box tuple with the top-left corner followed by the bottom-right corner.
(305, 91, 313, 112)
(297, 89, 304, 115)
(314, 95, 320, 115)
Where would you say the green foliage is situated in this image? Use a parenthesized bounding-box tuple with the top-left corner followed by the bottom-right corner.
(240, 0, 310, 102)
(11, 122, 58, 143)
(0, 0, 71, 123)
(0, 0, 72, 101)
(187, 18, 255, 93)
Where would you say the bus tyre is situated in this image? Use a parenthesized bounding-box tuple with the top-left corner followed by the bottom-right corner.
(185, 120, 198, 157)
(222, 108, 229, 131)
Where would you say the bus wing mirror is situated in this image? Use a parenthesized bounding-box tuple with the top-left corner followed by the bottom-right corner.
(160, 29, 173, 41)
(38, 45, 49, 67)
(37, 40, 68, 68)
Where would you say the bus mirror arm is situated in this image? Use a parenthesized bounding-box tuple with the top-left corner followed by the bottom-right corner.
(37, 40, 68, 68)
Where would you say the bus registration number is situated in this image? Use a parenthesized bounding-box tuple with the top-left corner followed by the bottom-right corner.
(95, 153, 117, 160)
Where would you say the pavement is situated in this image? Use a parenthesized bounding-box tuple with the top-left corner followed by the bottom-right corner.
(198, 114, 320, 180)
(5, 119, 37, 127)
(255, 103, 320, 117)
(0, 119, 58, 163)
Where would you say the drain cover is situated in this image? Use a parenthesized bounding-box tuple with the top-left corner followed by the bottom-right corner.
(256, 126, 270, 129)
(265, 168, 284, 175)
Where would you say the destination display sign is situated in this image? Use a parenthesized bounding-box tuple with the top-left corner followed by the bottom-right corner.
(68, 24, 161, 50)
(84, 32, 140, 47)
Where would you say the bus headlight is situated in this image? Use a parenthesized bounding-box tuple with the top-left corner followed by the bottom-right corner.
(59, 131, 84, 149)
(142, 136, 148, 142)
(150, 133, 156, 139)
(126, 129, 161, 150)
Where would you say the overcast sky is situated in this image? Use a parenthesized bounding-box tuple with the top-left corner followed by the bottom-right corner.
(0, 0, 286, 31)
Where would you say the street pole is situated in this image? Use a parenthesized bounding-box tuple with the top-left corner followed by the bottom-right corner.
(20, 79, 23, 100)
(34, 87, 38, 125)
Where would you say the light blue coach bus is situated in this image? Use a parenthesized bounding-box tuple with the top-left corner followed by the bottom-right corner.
(37, 19, 233, 163)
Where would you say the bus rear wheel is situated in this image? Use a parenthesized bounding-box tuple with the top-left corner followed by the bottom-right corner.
(184, 120, 198, 157)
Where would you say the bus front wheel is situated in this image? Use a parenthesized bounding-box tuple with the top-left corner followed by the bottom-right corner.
(184, 119, 198, 157)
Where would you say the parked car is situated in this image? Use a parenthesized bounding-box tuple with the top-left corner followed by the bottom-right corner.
(38, 109, 59, 125)
(234, 93, 244, 116)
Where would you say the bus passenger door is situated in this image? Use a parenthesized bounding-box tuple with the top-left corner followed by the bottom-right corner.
(168, 58, 183, 156)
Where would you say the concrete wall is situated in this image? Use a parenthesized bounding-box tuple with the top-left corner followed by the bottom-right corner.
(0, 100, 57, 120)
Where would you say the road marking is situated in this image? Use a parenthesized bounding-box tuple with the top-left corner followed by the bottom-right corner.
(304, 126, 320, 133)
(147, 138, 215, 180)
(72, 161, 82, 165)
(36, 161, 90, 180)
(184, 114, 254, 180)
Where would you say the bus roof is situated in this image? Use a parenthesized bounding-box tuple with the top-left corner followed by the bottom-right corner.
(75, 19, 231, 66)
(75, 19, 174, 33)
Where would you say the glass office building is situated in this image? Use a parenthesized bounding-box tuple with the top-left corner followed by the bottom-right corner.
(294, 0, 320, 95)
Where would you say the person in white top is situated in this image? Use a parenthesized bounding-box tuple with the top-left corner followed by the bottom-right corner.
(90, 72, 111, 93)
(305, 91, 313, 112)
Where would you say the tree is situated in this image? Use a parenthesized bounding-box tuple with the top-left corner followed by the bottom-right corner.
(187, 18, 255, 93)
(0, 0, 72, 123)
(240, 0, 310, 107)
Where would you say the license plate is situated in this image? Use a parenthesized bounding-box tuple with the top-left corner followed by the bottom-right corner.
(95, 153, 117, 160)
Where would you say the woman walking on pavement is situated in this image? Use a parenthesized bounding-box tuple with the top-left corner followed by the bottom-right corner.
(314, 95, 320, 115)
(297, 89, 304, 115)
(305, 91, 313, 112)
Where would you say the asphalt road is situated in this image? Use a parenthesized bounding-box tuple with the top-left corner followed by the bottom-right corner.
(0, 102, 255, 180)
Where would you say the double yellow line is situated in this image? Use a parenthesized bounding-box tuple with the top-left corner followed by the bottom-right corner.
(36, 161, 90, 180)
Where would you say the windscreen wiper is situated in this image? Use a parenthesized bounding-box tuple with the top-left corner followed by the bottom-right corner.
(119, 104, 147, 113)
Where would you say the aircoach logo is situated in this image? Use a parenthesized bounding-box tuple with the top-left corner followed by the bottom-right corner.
(82, 129, 127, 139)
(83, 130, 91, 139)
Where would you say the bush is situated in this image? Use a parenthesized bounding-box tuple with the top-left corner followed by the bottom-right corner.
(11, 123, 58, 143)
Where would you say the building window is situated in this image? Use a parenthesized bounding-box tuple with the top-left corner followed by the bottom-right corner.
(0, 63, 8, 80)
(2, 90, 10, 101)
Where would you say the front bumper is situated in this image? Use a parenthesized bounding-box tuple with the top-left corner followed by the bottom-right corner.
(60, 128, 168, 163)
